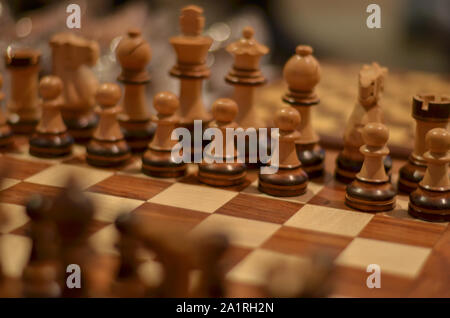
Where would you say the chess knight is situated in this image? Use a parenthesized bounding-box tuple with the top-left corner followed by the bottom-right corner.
(335, 62, 392, 183)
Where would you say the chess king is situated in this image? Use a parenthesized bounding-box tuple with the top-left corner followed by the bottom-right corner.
(335, 62, 392, 183)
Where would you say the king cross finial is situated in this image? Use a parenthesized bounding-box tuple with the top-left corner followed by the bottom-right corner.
(180, 5, 205, 36)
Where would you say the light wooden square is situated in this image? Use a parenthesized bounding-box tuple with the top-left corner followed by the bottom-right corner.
(285, 204, 373, 237)
(0, 203, 29, 234)
(227, 248, 309, 285)
(85, 192, 144, 223)
(0, 178, 21, 191)
(242, 179, 324, 204)
(89, 224, 119, 255)
(190, 214, 280, 248)
(336, 237, 432, 278)
(148, 183, 238, 213)
(25, 164, 113, 189)
(0, 234, 31, 278)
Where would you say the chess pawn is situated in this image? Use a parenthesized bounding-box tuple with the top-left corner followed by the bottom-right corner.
(409, 128, 450, 222)
(22, 195, 60, 298)
(198, 98, 247, 186)
(0, 73, 13, 147)
(29, 76, 74, 158)
(345, 123, 396, 212)
(4, 48, 41, 134)
(398, 94, 450, 193)
(116, 28, 156, 152)
(282, 45, 324, 178)
(86, 83, 131, 167)
(111, 213, 148, 297)
(169, 5, 213, 130)
(258, 107, 309, 197)
(50, 33, 100, 142)
(51, 177, 95, 297)
(335, 63, 392, 183)
(142, 92, 187, 178)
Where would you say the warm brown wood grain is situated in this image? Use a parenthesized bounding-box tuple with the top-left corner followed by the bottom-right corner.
(216, 193, 303, 224)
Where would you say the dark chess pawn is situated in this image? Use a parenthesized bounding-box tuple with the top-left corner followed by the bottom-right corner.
(198, 98, 247, 186)
(345, 123, 396, 212)
(29, 76, 73, 158)
(409, 128, 450, 222)
(22, 194, 60, 298)
(86, 83, 131, 167)
(51, 177, 95, 297)
(142, 92, 187, 178)
(194, 233, 229, 298)
(110, 213, 148, 297)
(0, 73, 13, 147)
(258, 107, 308, 197)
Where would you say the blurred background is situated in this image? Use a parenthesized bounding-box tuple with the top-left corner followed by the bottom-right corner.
(0, 0, 449, 153)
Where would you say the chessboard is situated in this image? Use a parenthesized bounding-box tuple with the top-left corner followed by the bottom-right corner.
(0, 135, 448, 298)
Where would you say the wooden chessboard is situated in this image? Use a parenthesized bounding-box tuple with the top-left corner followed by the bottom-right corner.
(0, 135, 448, 298)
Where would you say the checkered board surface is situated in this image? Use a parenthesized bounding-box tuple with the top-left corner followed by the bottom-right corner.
(0, 136, 449, 298)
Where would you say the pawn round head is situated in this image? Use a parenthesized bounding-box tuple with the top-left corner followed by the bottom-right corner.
(275, 107, 301, 131)
(39, 76, 63, 100)
(426, 128, 450, 154)
(96, 83, 121, 107)
(153, 91, 179, 115)
(362, 122, 389, 147)
(212, 98, 238, 123)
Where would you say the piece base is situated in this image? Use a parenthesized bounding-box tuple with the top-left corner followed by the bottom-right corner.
(198, 162, 247, 187)
(29, 132, 74, 158)
(63, 112, 98, 143)
(408, 186, 450, 222)
(398, 157, 427, 194)
(86, 139, 131, 167)
(8, 119, 38, 135)
(258, 166, 308, 197)
(345, 179, 396, 212)
(296, 145, 325, 179)
(120, 118, 156, 153)
(142, 149, 187, 178)
(0, 125, 14, 147)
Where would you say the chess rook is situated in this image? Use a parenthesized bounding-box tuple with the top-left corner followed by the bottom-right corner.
(116, 28, 156, 152)
(29, 76, 74, 158)
(50, 33, 99, 142)
(409, 128, 450, 222)
(142, 91, 187, 178)
(169, 5, 212, 135)
(86, 83, 131, 167)
(4, 48, 41, 134)
(198, 98, 247, 186)
(335, 63, 392, 183)
(258, 106, 309, 197)
(399, 94, 450, 193)
(0, 73, 13, 147)
(345, 123, 396, 212)
(282, 45, 324, 178)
